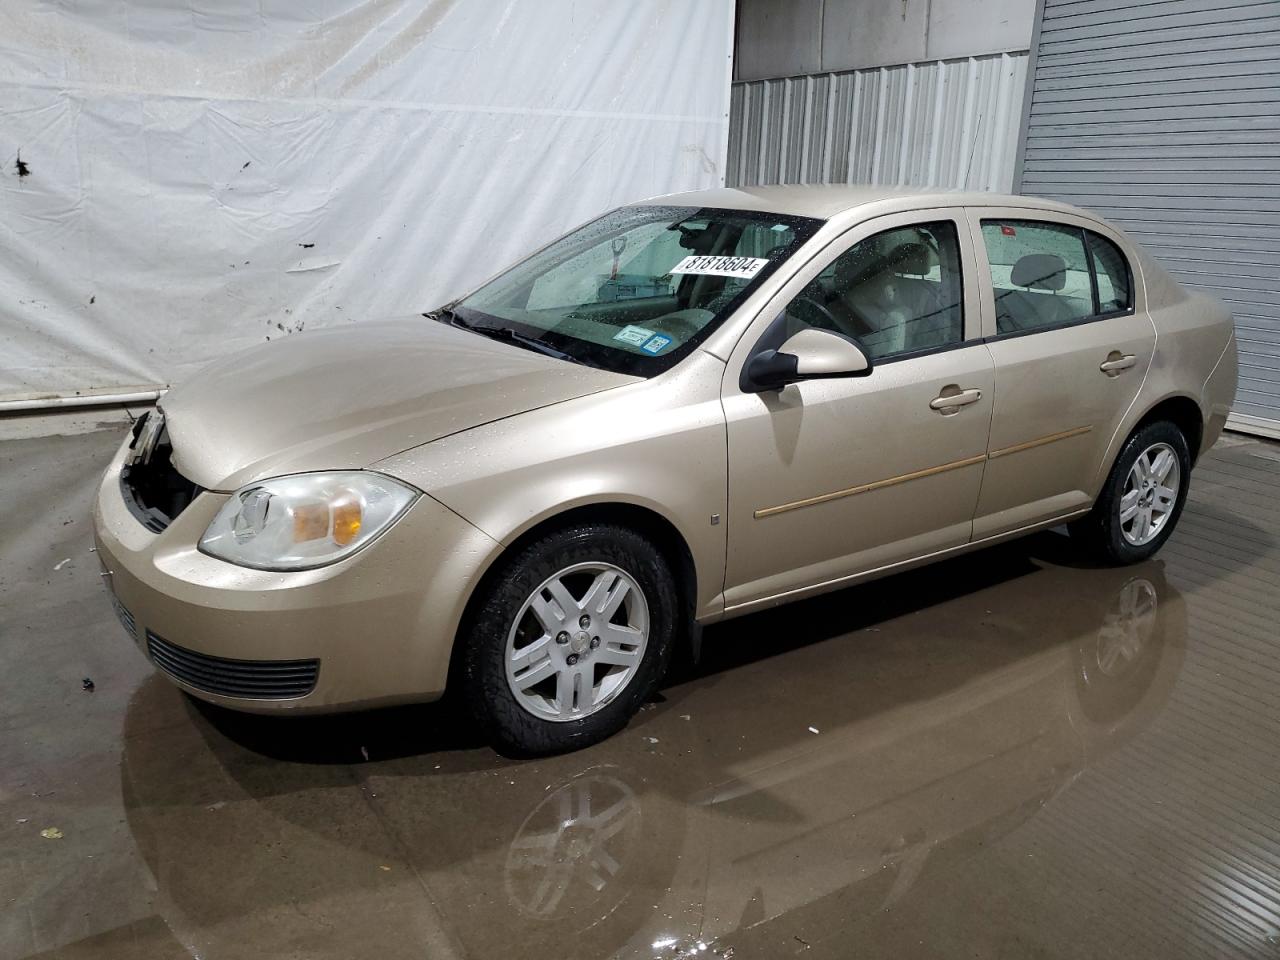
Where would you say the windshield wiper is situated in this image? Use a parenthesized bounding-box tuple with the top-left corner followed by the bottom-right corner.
(436, 308, 577, 364)
(474, 325, 577, 363)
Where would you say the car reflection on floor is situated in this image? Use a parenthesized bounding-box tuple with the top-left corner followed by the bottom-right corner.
(118, 539, 1183, 960)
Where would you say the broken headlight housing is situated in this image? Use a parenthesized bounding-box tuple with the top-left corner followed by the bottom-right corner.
(198, 472, 418, 571)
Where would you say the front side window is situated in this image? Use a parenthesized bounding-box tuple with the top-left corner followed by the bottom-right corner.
(779, 221, 965, 362)
(981, 220, 1095, 335)
(451, 205, 822, 376)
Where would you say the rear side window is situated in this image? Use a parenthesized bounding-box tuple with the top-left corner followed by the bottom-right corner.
(1087, 232, 1133, 314)
(981, 219, 1135, 336)
(981, 221, 1093, 335)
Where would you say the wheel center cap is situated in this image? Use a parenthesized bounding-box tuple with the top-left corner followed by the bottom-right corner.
(570, 631, 590, 655)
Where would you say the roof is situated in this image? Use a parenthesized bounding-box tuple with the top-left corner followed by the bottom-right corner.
(636, 184, 1090, 222)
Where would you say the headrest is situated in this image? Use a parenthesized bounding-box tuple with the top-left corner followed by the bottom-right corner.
(887, 241, 933, 276)
(1011, 253, 1066, 291)
(833, 239, 935, 290)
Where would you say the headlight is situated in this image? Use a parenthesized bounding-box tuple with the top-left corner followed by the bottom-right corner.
(199, 472, 419, 571)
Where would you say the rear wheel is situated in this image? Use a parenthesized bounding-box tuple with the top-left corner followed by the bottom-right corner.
(1071, 420, 1191, 564)
(459, 523, 677, 756)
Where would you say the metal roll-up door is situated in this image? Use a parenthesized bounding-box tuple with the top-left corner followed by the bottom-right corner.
(1015, 0, 1280, 437)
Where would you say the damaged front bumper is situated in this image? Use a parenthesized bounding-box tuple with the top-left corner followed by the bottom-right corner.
(92, 431, 499, 714)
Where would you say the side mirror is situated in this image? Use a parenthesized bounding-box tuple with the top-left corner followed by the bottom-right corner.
(744, 328, 871, 392)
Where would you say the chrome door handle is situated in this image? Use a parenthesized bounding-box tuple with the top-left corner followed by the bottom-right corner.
(930, 388, 982, 412)
(1100, 352, 1137, 376)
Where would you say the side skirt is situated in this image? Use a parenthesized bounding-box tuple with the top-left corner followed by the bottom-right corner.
(703, 508, 1093, 623)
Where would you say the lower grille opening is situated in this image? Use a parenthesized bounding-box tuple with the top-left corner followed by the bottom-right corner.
(109, 591, 136, 639)
(146, 631, 319, 700)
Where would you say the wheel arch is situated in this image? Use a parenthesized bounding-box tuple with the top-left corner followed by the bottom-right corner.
(447, 500, 701, 689)
(1092, 392, 1206, 499)
(1132, 394, 1205, 465)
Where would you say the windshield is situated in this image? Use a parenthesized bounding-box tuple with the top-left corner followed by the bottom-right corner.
(448, 205, 823, 376)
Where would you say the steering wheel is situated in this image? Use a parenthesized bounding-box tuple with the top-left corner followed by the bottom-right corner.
(792, 295, 841, 331)
(648, 308, 710, 342)
(793, 295, 875, 340)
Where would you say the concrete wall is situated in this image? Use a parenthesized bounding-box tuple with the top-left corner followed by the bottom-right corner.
(735, 0, 1035, 81)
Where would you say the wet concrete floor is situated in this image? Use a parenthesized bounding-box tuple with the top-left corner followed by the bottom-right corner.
(2, 424, 1279, 959)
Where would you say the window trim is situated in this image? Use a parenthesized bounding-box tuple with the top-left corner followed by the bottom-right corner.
(977, 216, 1136, 345)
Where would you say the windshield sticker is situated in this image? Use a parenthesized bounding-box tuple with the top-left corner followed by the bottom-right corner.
(641, 334, 673, 355)
(613, 324, 656, 346)
(669, 255, 769, 279)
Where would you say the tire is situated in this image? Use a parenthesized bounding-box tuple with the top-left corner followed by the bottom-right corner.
(459, 523, 678, 756)
(1071, 420, 1192, 565)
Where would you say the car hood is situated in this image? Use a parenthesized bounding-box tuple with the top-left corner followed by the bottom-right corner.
(161, 317, 637, 490)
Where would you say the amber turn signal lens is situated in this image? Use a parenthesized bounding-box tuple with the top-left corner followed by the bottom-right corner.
(332, 497, 363, 546)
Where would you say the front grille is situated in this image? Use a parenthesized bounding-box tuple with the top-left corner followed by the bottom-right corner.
(146, 631, 319, 700)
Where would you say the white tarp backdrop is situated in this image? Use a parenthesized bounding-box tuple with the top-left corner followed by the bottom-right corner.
(0, 0, 734, 402)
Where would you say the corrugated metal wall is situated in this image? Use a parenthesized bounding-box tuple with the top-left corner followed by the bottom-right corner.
(1017, 0, 1280, 436)
(727, 52, 1028, 192)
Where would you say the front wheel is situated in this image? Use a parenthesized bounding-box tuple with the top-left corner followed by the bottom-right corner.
(1071, 420, 1192, 564)
(459, 523, 678, 756)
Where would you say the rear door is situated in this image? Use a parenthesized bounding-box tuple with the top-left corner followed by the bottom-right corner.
(967, 208, 1156, 538)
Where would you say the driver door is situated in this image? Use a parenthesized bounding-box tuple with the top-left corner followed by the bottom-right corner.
(720, 210, 995, 611)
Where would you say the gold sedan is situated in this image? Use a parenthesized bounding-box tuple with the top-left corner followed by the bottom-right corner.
(94, 185, 1238, 754)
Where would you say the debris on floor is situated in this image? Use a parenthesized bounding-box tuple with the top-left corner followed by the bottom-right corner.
(82, 678, 94, 692)
(808, 726, 820, 734)
(40, 827, 63, 840)
(53, 558, 72, 571)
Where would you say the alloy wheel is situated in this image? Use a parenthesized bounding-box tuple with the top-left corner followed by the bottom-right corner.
(505, 562, 650, 721)
(1119, 441, 1181, 546)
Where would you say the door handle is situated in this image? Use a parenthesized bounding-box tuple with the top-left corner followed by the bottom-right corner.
(1100, 352, 1137, 376)
(930, 387, 983, 413)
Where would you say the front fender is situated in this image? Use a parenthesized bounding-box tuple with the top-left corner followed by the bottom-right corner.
(375, 352, 730, 621)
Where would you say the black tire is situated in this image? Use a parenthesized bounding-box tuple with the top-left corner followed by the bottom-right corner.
(459, 523, 678, 756)
(1071, 420, 1192, 565)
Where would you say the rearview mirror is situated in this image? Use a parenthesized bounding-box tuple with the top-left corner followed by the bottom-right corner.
(744, 328, 871, 392)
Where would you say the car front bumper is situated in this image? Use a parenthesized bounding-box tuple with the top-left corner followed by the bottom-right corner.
(93, 434, 500, 713)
